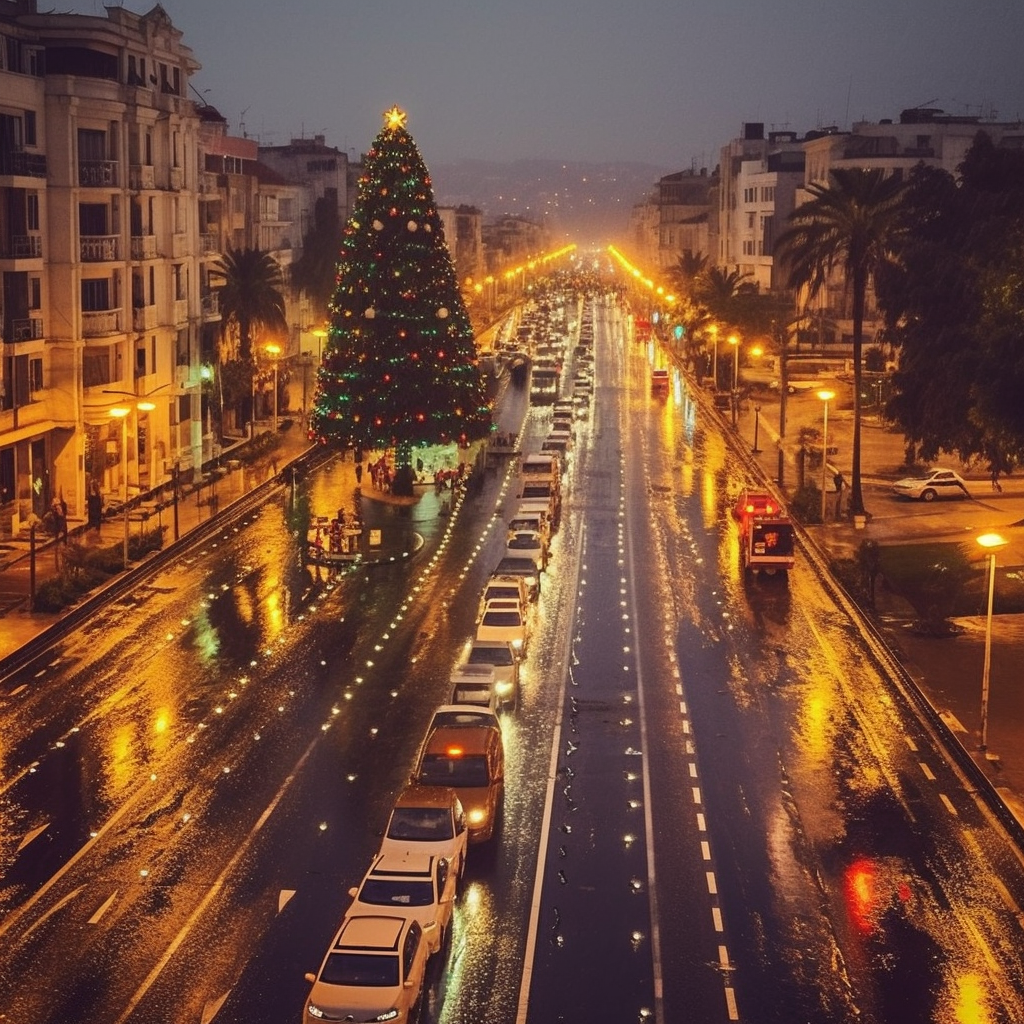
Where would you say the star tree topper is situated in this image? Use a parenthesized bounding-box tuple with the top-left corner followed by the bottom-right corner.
(383, 105, 408, 131)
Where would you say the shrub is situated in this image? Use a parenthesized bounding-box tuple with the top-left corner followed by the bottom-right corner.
(788, 484, 823, 525)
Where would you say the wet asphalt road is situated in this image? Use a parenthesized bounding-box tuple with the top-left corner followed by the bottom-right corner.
(3, 294, 1024, 1024)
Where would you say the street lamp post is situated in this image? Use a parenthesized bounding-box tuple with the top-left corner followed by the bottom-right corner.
(728, 334, 739, 427)
(708, 325, 719, 389)
(817, 389, 836, 523)
(265, 343, 281, 434)
(753, 405, 762, 453)
(110, 407, 130, 564)
(977, 532, 1008, 753)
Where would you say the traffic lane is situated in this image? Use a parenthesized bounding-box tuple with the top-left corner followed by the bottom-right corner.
(654, 410, 1024, 1021)
(0, 463, 517, 1022)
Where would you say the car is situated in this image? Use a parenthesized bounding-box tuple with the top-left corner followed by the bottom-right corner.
(505, 529, 547, 571)
(413, 707, 505, 843)
(891, 468, 970, 502)
(464, 638, 520, 707)
(379, 784, 468, 879)
(493, 556, 541, 600)
(476, 598, 528, 652)
(477, 574, 530, 620)
(346, 850, 457, 955)
(651, 368, 670, 393)
(450, 663, 502, 712)
(302, 914, 431, 1024)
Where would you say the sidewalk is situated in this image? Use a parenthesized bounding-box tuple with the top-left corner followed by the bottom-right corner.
(725, 385, 1024, 816)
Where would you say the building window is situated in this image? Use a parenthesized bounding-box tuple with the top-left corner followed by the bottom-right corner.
(27, 192, 39, 230)
(29, 277, 40, 309)
(23, 109, 36, 146)
(81, 278, 110, 311)
(30, 357, 43, 392)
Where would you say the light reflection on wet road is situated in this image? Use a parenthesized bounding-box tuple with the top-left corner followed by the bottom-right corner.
(3, 293, 1024, 1024)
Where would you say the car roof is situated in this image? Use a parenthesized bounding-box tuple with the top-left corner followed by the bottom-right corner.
(336, 914, 408, 952)
(423, 725, 499, 756)
(392, 783, 459, 810)
(366, 849, 439, 878)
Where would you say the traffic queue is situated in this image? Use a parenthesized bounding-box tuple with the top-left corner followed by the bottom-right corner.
(299, 294, 596, 1024)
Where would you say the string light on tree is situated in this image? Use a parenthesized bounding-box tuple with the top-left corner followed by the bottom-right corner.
(308, 105, 492, 493)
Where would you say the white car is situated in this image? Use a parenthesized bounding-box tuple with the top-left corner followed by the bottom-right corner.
(465, 638, 520, 707)
(477, 575, 530, 621)
(891, 468, 970, 501)
(505, 529, 547, 571)
(476, 598, 528, 653)
(346, 849, 457, 955)
(379, 783, 468, 880)
(450, 663, 502, 712)
(302, 914, 431, 1024)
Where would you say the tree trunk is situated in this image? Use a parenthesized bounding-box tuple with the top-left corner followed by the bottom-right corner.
(849, 265, 867, 516)
(392, 441, 415, 497)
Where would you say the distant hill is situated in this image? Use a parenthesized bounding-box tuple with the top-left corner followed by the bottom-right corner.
(432, 158, 674, 247)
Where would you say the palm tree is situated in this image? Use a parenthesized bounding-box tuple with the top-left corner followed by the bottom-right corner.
(774, 168, 908, 516)
(215, 247, 288, 363)
(668, 250, 709, 300)
(214, 247, 289, 431)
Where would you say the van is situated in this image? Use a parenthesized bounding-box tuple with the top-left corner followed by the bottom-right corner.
(413, 708, 505, 842)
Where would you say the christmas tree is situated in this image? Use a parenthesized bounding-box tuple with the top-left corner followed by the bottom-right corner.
(309, 106, 492, 494)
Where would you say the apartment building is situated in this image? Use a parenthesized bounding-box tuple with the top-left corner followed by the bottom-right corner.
(0, 0, 207, 531)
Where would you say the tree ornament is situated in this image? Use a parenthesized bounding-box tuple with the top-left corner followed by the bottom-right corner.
(437, 308, 449, 319)
(365, 307, 375, 318)
(372, 219, 384, 231)
(407, 220, 418, 231)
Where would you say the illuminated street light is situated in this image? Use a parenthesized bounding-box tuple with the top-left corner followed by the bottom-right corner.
(109, 407, 130, 564)
(707, 324, 719, 389)
(977, 532, 1008, 753)
(817, 389, 836, 523)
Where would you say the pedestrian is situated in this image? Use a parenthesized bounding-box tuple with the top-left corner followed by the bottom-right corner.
(59, 495, 68, 541)
(355, 462, 363, 485)
(87, 485, 103, 533)
(832, 468, 846, 520)
(991, 466, 1003, 493)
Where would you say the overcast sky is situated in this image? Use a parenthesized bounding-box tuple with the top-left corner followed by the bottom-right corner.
(91, 0, 1024, 169)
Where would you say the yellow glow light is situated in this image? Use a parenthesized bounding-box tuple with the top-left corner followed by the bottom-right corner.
(817, 389, 836, 402)
(383, 105, 407, 130)
(977, 533, 1007, 550)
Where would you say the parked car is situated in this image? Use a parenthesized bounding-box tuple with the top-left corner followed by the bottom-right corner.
(464, 638, 520, 708)
(413, 706, 505, 842)
(505, 529, 548, 571)
(891, 468, 970, 502)
(346, 850, 457, 955)
(302, 914, 431, 1024)
(477, 574, 530, 620)
(493, 556, 541, 600)
(450, 664, 502, 713)
(476, 598, 528, 652)
(379, 784, 468, 879)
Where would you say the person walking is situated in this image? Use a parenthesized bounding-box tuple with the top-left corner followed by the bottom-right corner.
(832, 468, 846, 520)
(87, 485, 103, 533)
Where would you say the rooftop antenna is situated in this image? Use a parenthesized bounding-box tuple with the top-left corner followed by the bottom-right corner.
(239, 106, 250, 138)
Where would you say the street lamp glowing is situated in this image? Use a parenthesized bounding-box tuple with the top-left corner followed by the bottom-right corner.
(728, 334, 740, 426)
(265, 344, 282, 434)
(977, 532, 1007, 753)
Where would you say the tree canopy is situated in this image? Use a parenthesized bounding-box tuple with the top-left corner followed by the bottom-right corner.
(877, 133, 1024, 476)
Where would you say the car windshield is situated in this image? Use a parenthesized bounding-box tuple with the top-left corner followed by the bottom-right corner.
(453, 684, 492, 705)
(386, 807, 453, 841)
(419, 754, 491, 787)
(482, 611, 522, 626)
(358, 879, 435, 907)
(321, 951, 399, 988)
(469, 647, 514, 667)
(485, 585, 521, 600)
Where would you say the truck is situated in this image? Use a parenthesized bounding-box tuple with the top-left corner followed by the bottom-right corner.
(740, 512, 795, 576)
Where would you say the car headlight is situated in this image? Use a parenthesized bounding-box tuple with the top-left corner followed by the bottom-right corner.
(495, 681, 512, 695)
(468, 808, 486, 824)
(307, 1003, 325, 1019)
(372, 1011, 399, 1023)
(511, 638, 523, 650)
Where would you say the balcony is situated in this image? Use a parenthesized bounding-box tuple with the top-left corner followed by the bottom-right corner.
(200, 231, 219, 254)
(130, 234, 157, 260)
(1, 234, 43, 259)
(79, 160, 118, 187)
(81, 235, 120, 262)
(170, 167, 184, 191)
(201, 292, 220, 318)
(129, 164, 156, 190)
(198, 171, 219, 195)
(4, 317, 43, 342)
(132, 305, 157, 331)
(173, 298, 189, 324)
(82, 309, 123, 337)
(171, 232, 188, 259)
(0, 150, 47, 178)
